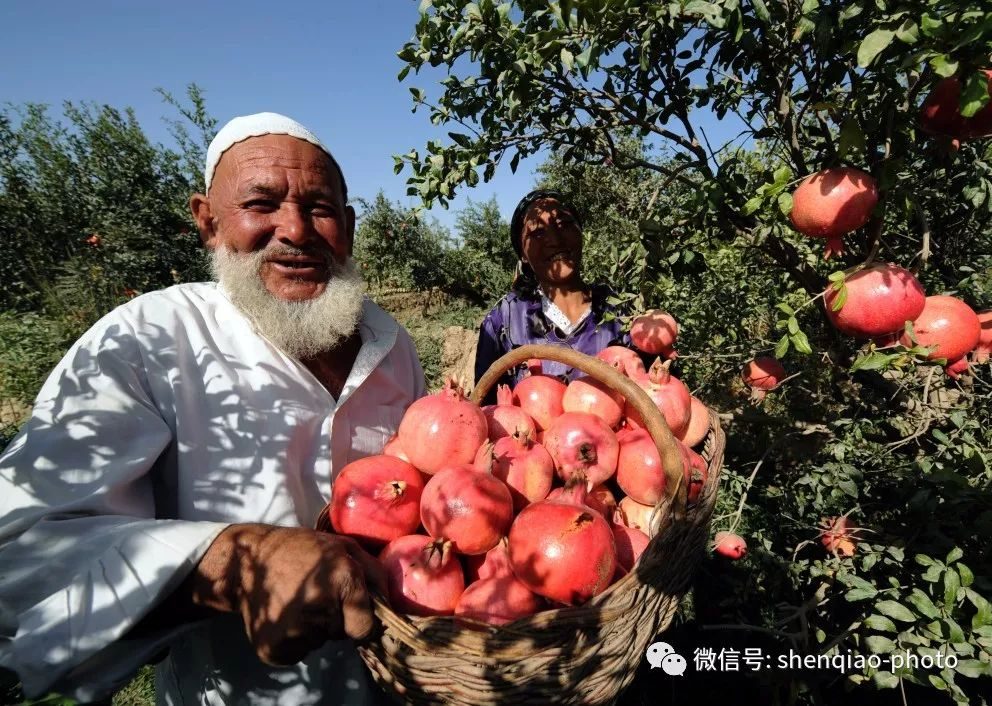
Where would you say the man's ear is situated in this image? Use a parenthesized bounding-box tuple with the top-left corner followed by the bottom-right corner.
(344, 204, 356, 257)
(189, 193, 216, 249)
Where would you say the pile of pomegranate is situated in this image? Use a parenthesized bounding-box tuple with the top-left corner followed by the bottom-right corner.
(323, 313, 717, 625)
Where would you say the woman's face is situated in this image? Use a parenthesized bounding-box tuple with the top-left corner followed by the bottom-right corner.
(519, 198, 583, 287)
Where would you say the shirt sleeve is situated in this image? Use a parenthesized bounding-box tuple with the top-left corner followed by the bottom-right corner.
(0, 311, 229, 700)
(474, 308, 512, 405)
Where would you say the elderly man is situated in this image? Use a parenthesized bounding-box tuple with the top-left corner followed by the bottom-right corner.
(0, 113, 424, 704)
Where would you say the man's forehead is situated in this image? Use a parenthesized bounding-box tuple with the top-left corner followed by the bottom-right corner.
(524, 199, 572, 222)
(216, 135, 341, 192)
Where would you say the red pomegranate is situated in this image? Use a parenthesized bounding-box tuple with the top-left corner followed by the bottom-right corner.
(381, 434, 410, 463)
(542, 412, 620, 486)
(820, 516, 858, 557)
(508, 486, 617, 605)
(790, 168, 878, 258)
(380, 535, 465, 616)
(512, 360, 567, 432)
(742, 357, 787, 401)
(616, 428, 674, 507)
(677, 396, 711, 448)
(562, 373, 625, 429)
(945, 357, 971, 379)
(616, 496, 656, 535)
(596, 346, 646, 376)
(611, 522, 650, 572)
(972, 311, 992, 364)
(713, 531, 747, 560)
(420, 464, 514, 555)
(920, 70, 992, 140)
(454, 575, 543, 626)
(397, 379, 488, 474)
(483, 384, 537, 441)
(329, 455, 425, 547)
(477, 431, 554, 512)
(630, 310, 678, 357)
(824, 264, 926, 338)
(464, 537, 514, 583)
(900, 295, 982, 362)
(546, 482, 617, 520)
(623, 358, 692, 437)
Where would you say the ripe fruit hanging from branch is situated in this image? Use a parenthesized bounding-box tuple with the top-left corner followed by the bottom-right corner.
(819, 516, 858, 557)
(713, 531, 747, 560)
(824, 264, 926, 339)
(919, 69, 992, 140)
(899, 295, 982, 373)
(742, 357, 787, 401)
(789, 167, 879, 259)
(972, 311, 992, 364)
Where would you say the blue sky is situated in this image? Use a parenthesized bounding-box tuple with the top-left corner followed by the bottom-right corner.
(0, 1, 743, 232)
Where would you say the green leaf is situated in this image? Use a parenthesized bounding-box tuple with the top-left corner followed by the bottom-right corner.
(920, 13, 942, 37)
(776, 302, 795, 316)
(777, 192, 793, 217)
(894, 19, 919, 44)
(944, 568, 961, 606)
(872, 671, 899, 689)
(865, 635, 896, 653)
(838, 118, 866, 158)
(418, 0, 433, 13)
(846, 587, 877, 602)
(944, 617, 965, 643)
(839, 4, 863, 21)
(560, 47, 574, 71)
(787, 317, 799, 335)
(791, 330, 813, 355)
(945, 547, 963, 565)
(857, 28, 894, 68)
(906, 589, 940, 619)
(752, 0, 771, 23)
(928, 674, 947, 690)
(930, 55, 959, 78)
(955, 660, 992, 678)
(969, 591, 991, 629)
(827, 270, 847, 283)
(775, 334, 790, 359)
(831, 283, 848, 311)
(575, 45, 593, 70)
(960, 71, 992, 118)
(742, 196, 764, 215)
(864, 614, 898, 632)
(876, 600, 916, 622)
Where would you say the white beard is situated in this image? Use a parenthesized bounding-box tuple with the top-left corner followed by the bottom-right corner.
(210, 246, 366, 359)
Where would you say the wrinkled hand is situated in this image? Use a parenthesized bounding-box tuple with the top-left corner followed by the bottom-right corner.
(192, 524, 386, 666)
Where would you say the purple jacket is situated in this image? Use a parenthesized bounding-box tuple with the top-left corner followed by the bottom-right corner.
(473, 284, 633, 402)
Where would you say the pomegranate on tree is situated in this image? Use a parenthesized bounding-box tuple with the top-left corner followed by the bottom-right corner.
(512, 359, 567, 432)
(820, 516, 858, 557)
(508, 482, 617, 605)
(900, 295, 982, 364)
(380, 535, 465, 617)
(677, 396, 712, 448)
(420, 464, 514, 555)
(623, 358, 692, 437)
(824, 263, 926, 339)
(483, 384, 537, 441)
(397, 379, 488, 474)
(328, 455, 425, 548)
(972, 311, 992, 364)
(790, 167, 878, 259)
(562, 373, 625, 429)
(542, 411, 620, 486)
(920, 70, 992, 140)
(476, 432, 554, 512)
(713, 531, 747, 560)
(454, 575, 543, 626)
(742, 357, 787, 401)
(630, 310, 678, 358)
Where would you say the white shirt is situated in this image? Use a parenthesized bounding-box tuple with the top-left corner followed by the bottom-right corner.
(0, 282, 426, 705)
(540, 293, 591, 336)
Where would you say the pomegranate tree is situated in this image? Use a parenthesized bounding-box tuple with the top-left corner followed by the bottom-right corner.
(380, 535, 465, 616)
(824, 263, 926, 339)
(397, 379, 488, 474)
(789, 167, 878, 258)
(329, 455, 425, 547)
(420, 464, 514, 555)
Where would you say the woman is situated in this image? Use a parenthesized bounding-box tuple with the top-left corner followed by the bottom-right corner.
(474, 189, 632, 398)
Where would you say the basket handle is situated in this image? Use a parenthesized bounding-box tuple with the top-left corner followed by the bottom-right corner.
(470, 343, 687, 513)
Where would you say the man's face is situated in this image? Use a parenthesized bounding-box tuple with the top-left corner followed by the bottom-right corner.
(192, 134, 355, 302)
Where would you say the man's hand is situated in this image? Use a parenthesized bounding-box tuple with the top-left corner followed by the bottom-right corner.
(190, 524, 386, 666)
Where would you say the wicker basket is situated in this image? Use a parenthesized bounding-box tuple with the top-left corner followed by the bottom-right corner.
(328, 343, 725, 705)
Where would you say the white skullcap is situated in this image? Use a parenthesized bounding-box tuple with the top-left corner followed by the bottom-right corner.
(204, 112, 333, 191)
